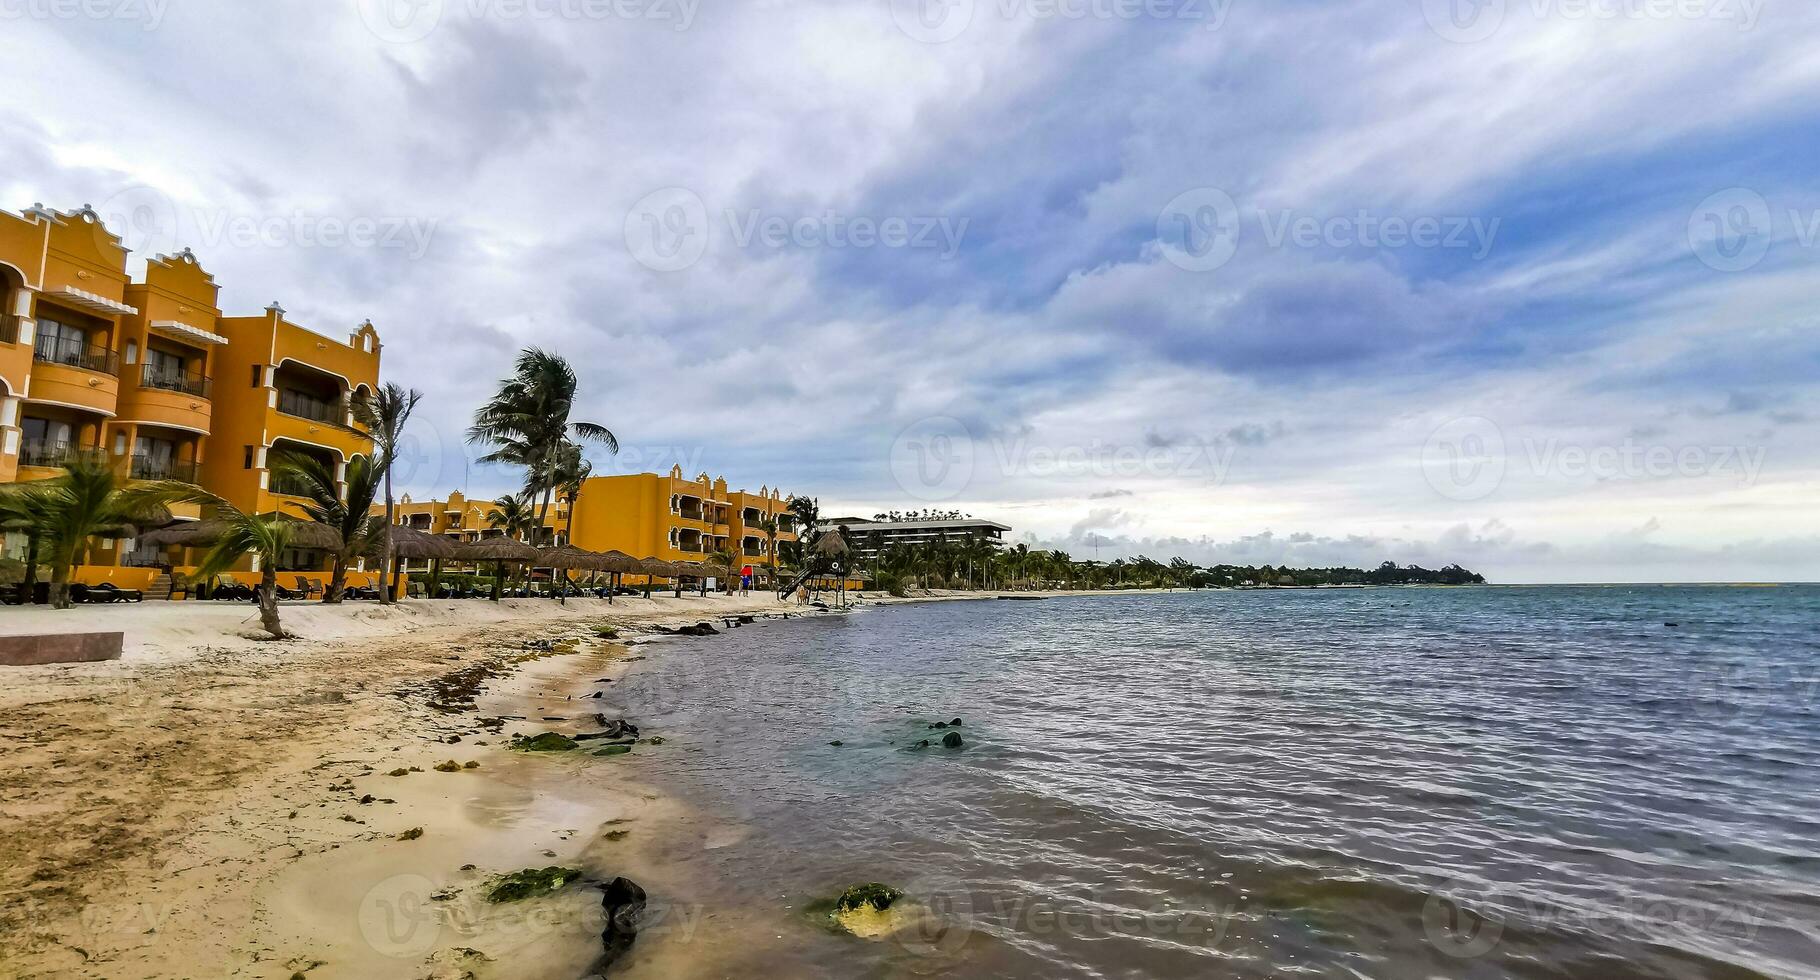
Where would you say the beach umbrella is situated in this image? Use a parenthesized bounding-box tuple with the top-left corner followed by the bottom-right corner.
(374, 525, 456, 599)
(538, 544, 600, 569)
(451, 536, 541, 601)
(136, 515, 345, 551)
(538, 544, 604, 603)
(594, 550, 640, 573)
(382, 524, 457, 561)
(450, 536, 540, 563)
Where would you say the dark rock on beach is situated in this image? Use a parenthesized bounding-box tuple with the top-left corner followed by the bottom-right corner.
(512, 732, 579, 752)
(488, 866, 584, 903)
(574, 718, 639, 740)
(598, 876, 647, 970)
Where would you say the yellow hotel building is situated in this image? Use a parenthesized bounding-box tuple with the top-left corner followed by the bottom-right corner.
(384, 467, 800, 578)
(0, 203, 382, 590)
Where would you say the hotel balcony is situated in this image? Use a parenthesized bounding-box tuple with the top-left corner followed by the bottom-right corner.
(33, 335, 119, 376)
(128, 454, 200, 484)
(140, 363, 212, 400)
(0, 314, 21, 344)
(19, 440, 81, 471)
(30, 336, 121, 416)
(277, 387, 341, 424)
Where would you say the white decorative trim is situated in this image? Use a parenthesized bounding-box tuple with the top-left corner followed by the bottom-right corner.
(117, 419, 210, 437)
(55, 286, 138, 317)
(149, 319, 230, 346)
(20, 397, 117, 419)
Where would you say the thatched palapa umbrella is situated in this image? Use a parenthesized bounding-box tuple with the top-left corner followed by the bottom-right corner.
(811, 529, 852, 607)
(136, 515, 345, 551)
(451, 536, 541, 602)
(380, 525, 456, 598)
(591, 550, 641, 602)
(538, 544, 603, 604)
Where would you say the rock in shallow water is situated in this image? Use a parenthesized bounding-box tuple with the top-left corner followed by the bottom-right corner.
(512, 732, 579, 752)
(941, 731, 964, 748)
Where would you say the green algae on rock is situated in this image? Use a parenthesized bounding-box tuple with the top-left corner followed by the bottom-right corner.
(512, 732, 579, 752)
(487, 867, 584, 903)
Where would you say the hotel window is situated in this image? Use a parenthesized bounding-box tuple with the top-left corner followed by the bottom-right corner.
(244, 446, 255, 469)
(145, 348, 187, 389)
(33, 317, 88, 363)
(136, 435, 177, 473)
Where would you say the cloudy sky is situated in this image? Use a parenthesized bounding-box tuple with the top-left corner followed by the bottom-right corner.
(4, 0, 1817, 582)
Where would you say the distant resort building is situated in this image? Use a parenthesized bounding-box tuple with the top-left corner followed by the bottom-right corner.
(384, 466, 799, 575)
(826, 516, 1011, 563)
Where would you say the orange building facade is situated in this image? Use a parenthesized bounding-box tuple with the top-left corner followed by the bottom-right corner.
(381, 467, 801, 580)
(0, 203, 382, 592)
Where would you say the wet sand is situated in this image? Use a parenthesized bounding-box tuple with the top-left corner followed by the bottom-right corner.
(0, 588, 1173, 979)
(0, 593, 830, 979)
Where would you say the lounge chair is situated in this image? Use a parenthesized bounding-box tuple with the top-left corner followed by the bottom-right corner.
(83, 582, 143, 603)
(294, 576, 324, 600)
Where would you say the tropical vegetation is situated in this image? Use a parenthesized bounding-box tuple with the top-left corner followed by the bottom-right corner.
(352, 381, 423, 603)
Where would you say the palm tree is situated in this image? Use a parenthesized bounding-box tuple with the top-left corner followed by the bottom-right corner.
(192, 509, 295, 638)
(0, 491, 46, 605)
(547, 441, 591, 547)
(352, 382, 423, 604)
(268, 451, 383, 603)
(468, 348, 618, 542)
(758, 515, 779, 591)
(0, 454, 215, 608)
(547, 442, 591, 596)
(484, 491, 536, 601)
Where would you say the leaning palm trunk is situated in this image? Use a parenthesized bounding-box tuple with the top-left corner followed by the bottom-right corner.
(325, 556, 349, 603)
(491, 560, 504, 601)
(381, 469, 397, 603)
(18, 537, 39, 605)
(49, 564, 73, 609)
(258, 566, 283, 638)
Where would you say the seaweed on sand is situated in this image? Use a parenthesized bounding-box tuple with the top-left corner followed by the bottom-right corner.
(487, 867, 585, 903)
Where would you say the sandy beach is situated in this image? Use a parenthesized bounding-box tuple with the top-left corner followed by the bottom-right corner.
(0, 591, 874, 979)
(4, 588, 1179, 979)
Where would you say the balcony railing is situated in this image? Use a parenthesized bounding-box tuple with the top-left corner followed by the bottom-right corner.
(276, 389, 342, 424)
(130, 455, 200, 484)
(33, 336, 119, 376)
(19, 441, 78, 469)
(140, 364, 212, 399)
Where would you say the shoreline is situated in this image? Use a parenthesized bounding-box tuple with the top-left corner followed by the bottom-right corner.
(0, 587, 1179, 978)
